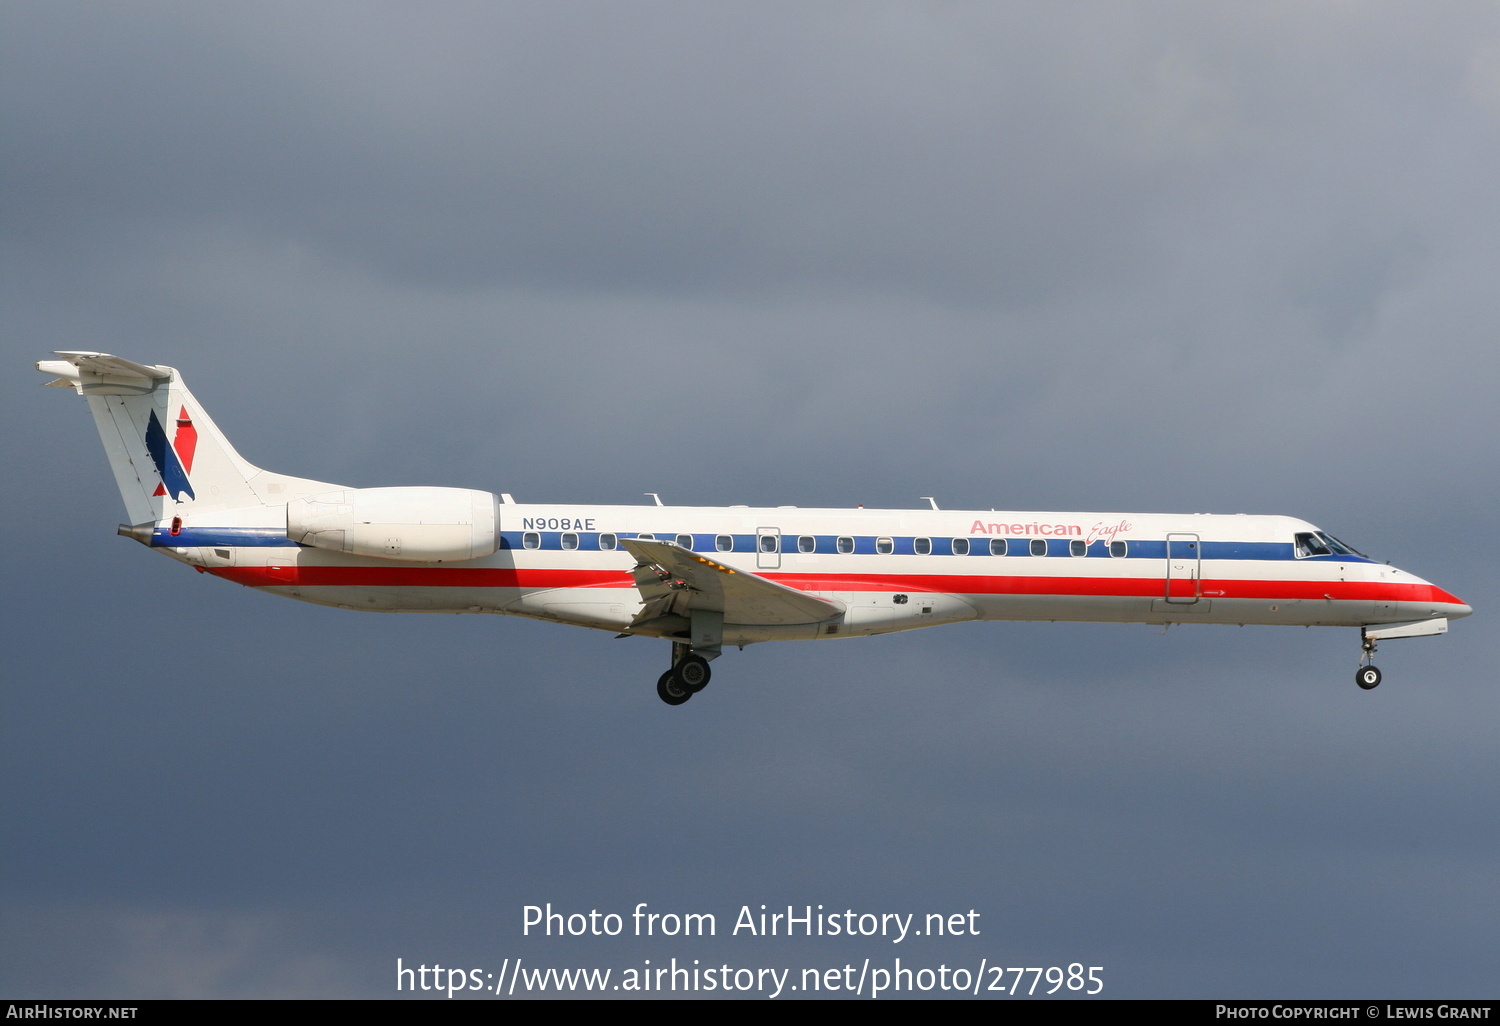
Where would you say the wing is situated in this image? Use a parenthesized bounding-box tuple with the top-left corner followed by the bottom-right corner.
(621, 538, 844, 630)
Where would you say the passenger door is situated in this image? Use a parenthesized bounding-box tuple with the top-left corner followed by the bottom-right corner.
(1165, 533, 1201, 604)
(756, 527, 782, 570)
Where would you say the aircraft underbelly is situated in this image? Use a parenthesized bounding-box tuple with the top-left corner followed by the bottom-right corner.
(254, 582, 522, 613)
(965, 593, 1379, 627)
(219, 554, 1447, 632)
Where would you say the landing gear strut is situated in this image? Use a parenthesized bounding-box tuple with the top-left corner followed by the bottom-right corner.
(1356, 633, 1381, 690)
(655, 642, 714, 705)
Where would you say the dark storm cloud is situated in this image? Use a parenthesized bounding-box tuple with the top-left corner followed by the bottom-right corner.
(4, 0, 1499, 999)
(8, 1, 1500, 508)
(9, 2, 1494, 305)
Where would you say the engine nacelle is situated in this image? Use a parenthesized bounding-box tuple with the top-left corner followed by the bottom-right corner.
(286, 487, 500, 562)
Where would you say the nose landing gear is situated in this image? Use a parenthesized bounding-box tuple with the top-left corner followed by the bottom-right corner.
(1357, 633, 1381, 690)
(1352, 617, 1451, 690)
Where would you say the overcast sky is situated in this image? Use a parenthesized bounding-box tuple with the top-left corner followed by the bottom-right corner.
(3, 1, 1497, 999)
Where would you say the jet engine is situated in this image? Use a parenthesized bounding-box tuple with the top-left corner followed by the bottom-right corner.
(286, 487, 499, 562)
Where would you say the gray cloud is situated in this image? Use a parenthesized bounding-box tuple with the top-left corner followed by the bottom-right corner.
(4, 0, 1496, 998)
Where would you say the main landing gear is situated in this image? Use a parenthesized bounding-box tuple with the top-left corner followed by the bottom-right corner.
(656, 642, 713, 706)
(1356, 633, 1382, 690)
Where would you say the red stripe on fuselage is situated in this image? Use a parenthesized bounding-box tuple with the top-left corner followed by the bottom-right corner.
(209, 565, 1464, 606)
(212, 566, 623, 589)
(772, 573, 1464, 605)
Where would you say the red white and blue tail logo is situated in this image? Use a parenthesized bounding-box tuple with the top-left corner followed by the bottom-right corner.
(145, 406, 198, 501)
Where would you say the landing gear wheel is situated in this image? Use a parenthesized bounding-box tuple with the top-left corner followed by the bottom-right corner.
(675, 654, 712, 693)
(1356, 665, 1382, 690)
(657, 670, 692, 706)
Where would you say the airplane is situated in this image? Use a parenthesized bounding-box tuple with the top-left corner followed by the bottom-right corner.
(37, 351, 1471, 705)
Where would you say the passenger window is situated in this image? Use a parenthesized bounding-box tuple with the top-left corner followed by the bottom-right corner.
(837, 536, 854, 554)
(637, 533, 654, 541)
(1030, 538, 1047, 556)
(989, 538, 1007, 556)
(1069, 539, 1086, 557)
(952, 537, 969, 555)
(676, 533, 693, 549)
(599, 533, 617, 550)
(914, 537, 932, 555)
(759, 534, 779, 553)
(876, 537, 894, 554)
(522, 532, 540, 550)
(716, 535, 733, 552)
(561, 532, 578, 550)
(798, 535, 815, 553)
(1109, 540, 1127, 558)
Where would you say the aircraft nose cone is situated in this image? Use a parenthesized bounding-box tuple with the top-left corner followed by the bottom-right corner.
(1432, 586, 1473, 619)
(1437, 586, 1473, 619)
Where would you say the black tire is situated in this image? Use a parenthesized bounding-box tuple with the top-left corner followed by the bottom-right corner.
(657, 670, 691, 705)
(1356, 665, 1382, 690)
(675, 654, 712, 693)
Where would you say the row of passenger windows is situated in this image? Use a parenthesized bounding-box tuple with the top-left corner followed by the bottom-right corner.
(518, 531, 1131, 558)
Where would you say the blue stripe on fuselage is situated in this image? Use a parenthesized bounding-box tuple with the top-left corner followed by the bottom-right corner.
(151, 528, 295, 548)
(490, 532, 1371, 561)
(145, 527, 1376, 563)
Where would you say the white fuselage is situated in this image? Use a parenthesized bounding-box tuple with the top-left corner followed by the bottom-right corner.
(151, 501, 1469, 647)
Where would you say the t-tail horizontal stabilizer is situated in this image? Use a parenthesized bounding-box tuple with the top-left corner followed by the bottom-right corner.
(36, 352, 172, 394)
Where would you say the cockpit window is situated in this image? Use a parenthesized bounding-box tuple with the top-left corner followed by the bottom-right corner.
(1317, 532, 1365, 557)
(1297, 531, 1367, 558)
(1294, 532, 1331, 558)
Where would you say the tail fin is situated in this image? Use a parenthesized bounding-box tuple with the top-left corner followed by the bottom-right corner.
(37, 352, 267, 523)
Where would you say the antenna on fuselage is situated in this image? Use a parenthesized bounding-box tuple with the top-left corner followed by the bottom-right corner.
(645, 492, 664, 506)
(922, 497, 940, 510)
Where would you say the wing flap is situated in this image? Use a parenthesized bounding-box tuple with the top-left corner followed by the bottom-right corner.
(621, 538, 843, 627)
